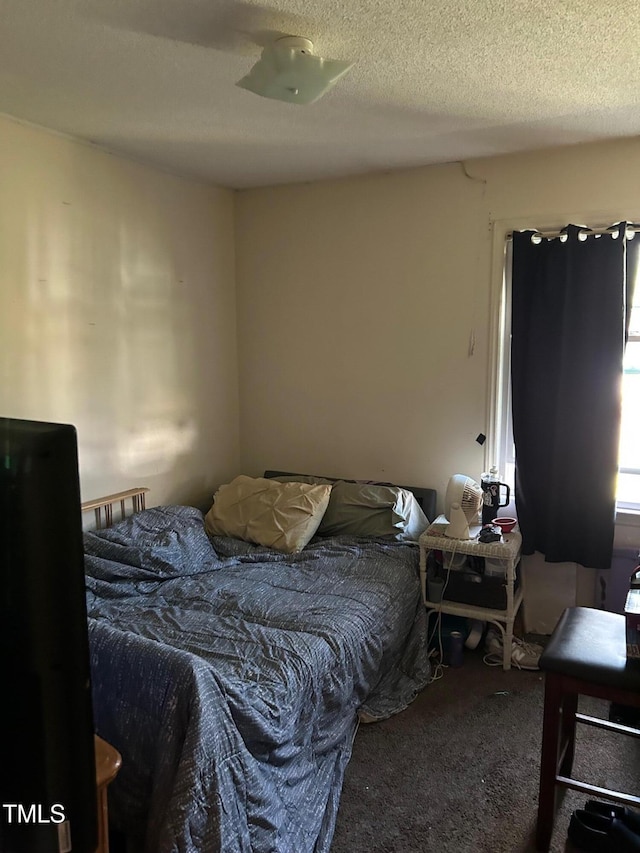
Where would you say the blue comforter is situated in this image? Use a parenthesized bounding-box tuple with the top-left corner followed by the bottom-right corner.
(84, 505, 429, 853)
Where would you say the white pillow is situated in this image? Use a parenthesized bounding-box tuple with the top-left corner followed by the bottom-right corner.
(205, 475, 332, 554)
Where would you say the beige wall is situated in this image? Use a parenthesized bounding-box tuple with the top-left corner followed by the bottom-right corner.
(236, 164, 491, 496)
(236, 137, 640, 629)
(0, 115, 239, 509)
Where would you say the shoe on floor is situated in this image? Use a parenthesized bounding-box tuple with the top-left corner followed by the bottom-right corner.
(483, 627, 543, 670)
(568, 809, 613, 853)
(584, 801, 640, 835)
(568, 808, 640, 853)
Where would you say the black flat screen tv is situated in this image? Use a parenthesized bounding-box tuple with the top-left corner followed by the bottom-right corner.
(1, 418, 97, 853)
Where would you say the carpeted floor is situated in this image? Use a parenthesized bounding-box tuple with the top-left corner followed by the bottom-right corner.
(330, 647, 640, 853)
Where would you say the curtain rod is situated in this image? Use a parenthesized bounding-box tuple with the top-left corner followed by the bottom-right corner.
(506, 224, 640, 241)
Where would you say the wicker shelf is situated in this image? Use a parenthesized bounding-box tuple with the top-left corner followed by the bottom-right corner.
(419, 521, 524, 670)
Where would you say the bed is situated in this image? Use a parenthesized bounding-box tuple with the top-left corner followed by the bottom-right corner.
(82, 473, 436, 853)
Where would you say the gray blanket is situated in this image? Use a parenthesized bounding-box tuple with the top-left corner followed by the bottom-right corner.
(84, 505, 429, 852)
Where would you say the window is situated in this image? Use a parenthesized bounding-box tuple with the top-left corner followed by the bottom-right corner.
(493, 239, 515, 492)
(618, 279, 640, 510)
(493, 234, 640, 515)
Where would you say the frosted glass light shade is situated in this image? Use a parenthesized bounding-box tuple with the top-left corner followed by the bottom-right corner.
(236, 37, 353, 105)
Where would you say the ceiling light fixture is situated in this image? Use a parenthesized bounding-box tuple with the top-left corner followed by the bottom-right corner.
(236, 36, 354, 105)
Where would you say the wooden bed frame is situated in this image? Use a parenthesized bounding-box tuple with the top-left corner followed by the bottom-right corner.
(81, 487, 149, 529)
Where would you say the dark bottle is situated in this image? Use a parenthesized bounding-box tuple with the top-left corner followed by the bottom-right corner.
(447, 631, 464, 667)
(480, 466, 510, 525)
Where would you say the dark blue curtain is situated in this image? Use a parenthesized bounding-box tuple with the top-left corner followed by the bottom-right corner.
(511, 224, 638, 570)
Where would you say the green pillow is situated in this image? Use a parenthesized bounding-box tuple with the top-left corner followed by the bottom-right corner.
(273, 475, 428, 541)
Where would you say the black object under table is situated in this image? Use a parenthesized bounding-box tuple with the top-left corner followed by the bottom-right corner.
(536, 606, 640, 851)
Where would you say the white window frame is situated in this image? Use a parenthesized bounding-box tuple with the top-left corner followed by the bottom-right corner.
(487, 216, 640, 525)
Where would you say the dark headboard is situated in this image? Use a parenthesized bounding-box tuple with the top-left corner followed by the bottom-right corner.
(264, 470, 437, 522)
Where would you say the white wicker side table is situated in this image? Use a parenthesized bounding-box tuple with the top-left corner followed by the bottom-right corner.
(419, 523, 524, 670)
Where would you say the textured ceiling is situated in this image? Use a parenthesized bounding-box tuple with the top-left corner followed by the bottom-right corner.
(1, 0, 640, 188)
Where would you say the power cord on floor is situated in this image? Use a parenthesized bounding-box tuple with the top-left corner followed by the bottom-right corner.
(426, 541, 457, 684)
(427, 610, 446, 683)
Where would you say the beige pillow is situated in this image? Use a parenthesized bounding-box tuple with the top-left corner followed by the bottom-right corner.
(205, 475, 332, 554)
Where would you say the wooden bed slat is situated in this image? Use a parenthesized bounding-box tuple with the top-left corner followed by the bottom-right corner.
(81, 487, 149, 529)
